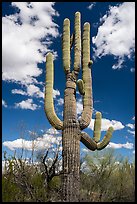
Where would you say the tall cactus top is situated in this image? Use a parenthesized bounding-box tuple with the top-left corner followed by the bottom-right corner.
(45, 11, 93, 130)
(74, 12, 81, 73)
(63, 18, 70, 74)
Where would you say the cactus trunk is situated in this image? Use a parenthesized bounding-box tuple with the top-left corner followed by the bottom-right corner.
(62, 80, 80, 202)
(62, 126, 80, 202)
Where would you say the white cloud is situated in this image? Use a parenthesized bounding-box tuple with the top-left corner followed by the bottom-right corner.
(92, 2, 135, 69)
(82, 141, 134, 152)
(57, 98, 64, 106)
(75, 97, 124, 131)
(126, 121, 135, 136)
(12, 89, 27, 95)
(88, 118, 124, 131)
(27, 84, 44, 98)
(87, 2, 96, 10)
(12, 85, 44, 98)
(127, 129, 135, 136)
(107, 142, 134, 149)
(77, 98, 83, 115)
(126, 123, 135, 129)
(3, 139, 34, 151)
(132, 116, 135, 120)
(11, 86, 61, 110)
(3, 133, 62, 151)
(53, 89, 60, 98)
(46, 128, 60, 135)
(2, 2, 59, 84)
(12, 86, 60, 100)
(2, 99, 7, 107)
(112, 58, 124, 69)
(15, 98, 39, 110)
(43, 86, 60, 99)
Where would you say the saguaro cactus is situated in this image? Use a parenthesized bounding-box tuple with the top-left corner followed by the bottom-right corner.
(45, 12, 114, 202)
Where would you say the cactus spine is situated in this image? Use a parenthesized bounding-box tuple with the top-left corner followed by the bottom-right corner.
(45, 12, 114, 202)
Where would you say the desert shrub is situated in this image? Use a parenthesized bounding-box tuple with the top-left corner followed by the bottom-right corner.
(80, 149, 135, 202)
(2, 152, 61, 202)
(2, 149, 135, 202)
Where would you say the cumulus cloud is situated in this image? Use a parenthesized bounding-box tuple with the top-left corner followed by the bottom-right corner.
(12, 89, 27, 96)
(27, 84, 44, 98)
(2, 2, 59, 84)
(126, 123, 135, 129)
(92, 2, 135, 69)
(3, 133, 62, 151)
(126, 120, 135, 136)
(2, 99, 7, 108)
(12, 86, 60, 100)
(88, 118, 124, 131)
(107, 142, 134, 149)
(12, 86, 61, 111)
(82, 141, 134, 152)
(15, 98, 40, 110)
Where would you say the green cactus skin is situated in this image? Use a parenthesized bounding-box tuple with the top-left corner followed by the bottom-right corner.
(45, 53, 63, 130)
(74, 12, 81, 73)
(79, 22, 93, 130)
(45, 11, 114, 202)
(77, 79, 85, 95)
(62, 18, 70, 74)
(93, 112, 102, 142)
(81, 132, 97, 151)
(97, 127, 114, 150)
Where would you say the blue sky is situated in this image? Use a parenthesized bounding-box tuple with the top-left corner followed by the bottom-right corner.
(2, 2, 135, 162)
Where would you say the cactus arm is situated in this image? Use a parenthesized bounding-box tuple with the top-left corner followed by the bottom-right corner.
(45, 53, 63, 130)
(62, 18, 70, 74)
(74, 12, 81, 73)
(81, 113, 114, 151)
(77, 79, 85, 95)
(93, 112, 102, 142)
(79, 22, 93, 130)
(97, 127, 114, 150)
(80, 132, 97, 151)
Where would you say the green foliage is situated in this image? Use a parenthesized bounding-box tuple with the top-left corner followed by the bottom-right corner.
(2, 176, 22, 202)
(48, 176, 61, 190)
(2, 150, 135, 202)
(2, 154, 62, 202)
(80, 150, 135, 202)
